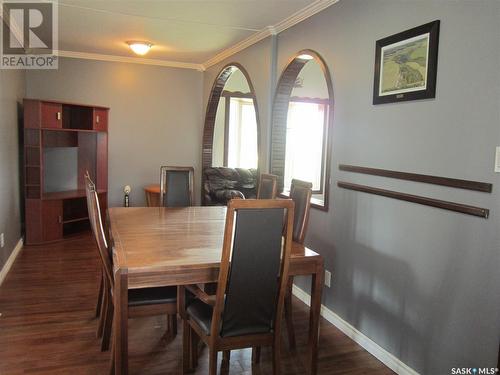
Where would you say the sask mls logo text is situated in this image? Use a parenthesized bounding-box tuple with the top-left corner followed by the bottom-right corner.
(1, 0, 58, 69)
(451, 368, 499, 375)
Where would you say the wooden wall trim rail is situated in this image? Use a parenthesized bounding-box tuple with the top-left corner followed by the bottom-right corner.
(337, 181, 490, 218)
(339, 164, 492, 193)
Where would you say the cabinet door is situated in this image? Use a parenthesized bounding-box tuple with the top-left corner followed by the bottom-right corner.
(42, 200, 63, 241)
(41, 102, 62, 129)
(93, 109, 108, 131)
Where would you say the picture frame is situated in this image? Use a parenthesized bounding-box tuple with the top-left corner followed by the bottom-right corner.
(373, 20, 440, 105)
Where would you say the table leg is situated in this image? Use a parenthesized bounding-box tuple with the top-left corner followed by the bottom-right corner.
(114, 268, 129, 375)
(308, 262, 324, 375)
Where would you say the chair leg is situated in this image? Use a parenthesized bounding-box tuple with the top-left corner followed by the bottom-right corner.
(208, 347, 218, 375)
(272, 340, 281, 375)
(190, 326, 199, 369)
(182, 320, 191, 374)
(222, 350, 231, 363)
(97, 278, 108, 338)
(167, 314, 178, 338)
(101, 296, 114, 352)
(96, 285, 111, 338)
(95, 273, 104, 318)
(252, 347, 261, 364)
(167, 315, 172, 334)
(284, 277, 296, 349)
(171, 314, 178, 336)
(109, 331, 115, 375)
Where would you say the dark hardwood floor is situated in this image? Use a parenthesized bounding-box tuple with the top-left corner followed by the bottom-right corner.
(0, 233, 394, 374)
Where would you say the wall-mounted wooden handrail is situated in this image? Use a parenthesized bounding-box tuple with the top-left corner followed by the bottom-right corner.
(338, 181, 489, 218)
(339, 164, 492, 193)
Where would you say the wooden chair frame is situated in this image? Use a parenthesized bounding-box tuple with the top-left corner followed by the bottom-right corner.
(285, 178, 313, 349)
(257, 173, 278, 199)
(179, 199, 295, 375)
(159, 166, 195, 207)
(289, 179, 313, 244)
(84, 172, 177, 374)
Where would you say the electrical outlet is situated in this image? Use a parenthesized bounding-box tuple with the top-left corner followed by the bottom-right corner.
(0, 233, 4, 248)
(325, 270, 332, 288)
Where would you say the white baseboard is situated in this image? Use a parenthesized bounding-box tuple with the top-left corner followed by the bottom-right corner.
(0, 238, 23, 286)
(291, 284, 420, 375)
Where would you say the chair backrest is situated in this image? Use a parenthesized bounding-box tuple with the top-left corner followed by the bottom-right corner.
(84, 172, 114, 288)
(211, 199, 295, 338)
(159, 166, 194, 207)
(289, 179, 312, 244)
(257, 173, 278, 199)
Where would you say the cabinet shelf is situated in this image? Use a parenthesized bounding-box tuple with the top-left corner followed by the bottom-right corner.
(41, 128, 105, 133)
(42, 189, 107, 200)
(63, 216, 89, 224)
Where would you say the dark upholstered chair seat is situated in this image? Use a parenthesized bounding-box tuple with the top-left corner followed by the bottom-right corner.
(186, 294, 274, 338)
(186, 299, 214, 335)
(128, 286, 177, 307)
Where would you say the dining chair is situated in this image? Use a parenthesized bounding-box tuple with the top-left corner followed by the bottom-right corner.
(84, 172, 178, 367)
(159, 166, 194, 207)
(257, 173, 278, 199)
(285, 178, 313, 349)
(179, 198, 295, 375)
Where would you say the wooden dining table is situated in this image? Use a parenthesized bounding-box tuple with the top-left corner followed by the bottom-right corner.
(108, 206, 324, 375)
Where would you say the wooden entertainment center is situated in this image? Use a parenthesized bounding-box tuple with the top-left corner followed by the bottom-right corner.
(23, 99, 109, 245)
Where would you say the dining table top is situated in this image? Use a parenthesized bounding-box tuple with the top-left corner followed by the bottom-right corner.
(108, 206, 321, 277)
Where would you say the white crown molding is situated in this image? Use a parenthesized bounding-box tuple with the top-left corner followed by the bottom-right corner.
(57, 50, 204, 71)
(273, 0, 339, 34)
(292, 285, 420, 375)
(201, 0, 340, 70)
(202, 26, 274, 70)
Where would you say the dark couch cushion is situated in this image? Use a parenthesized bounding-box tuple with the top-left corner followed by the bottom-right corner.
(203, 167, 257, 205)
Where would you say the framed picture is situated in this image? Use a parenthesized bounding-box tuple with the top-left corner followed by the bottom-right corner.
(373, 20, 440, 105)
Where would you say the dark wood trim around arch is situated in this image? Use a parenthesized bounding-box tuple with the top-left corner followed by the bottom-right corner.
(201, 63, 261, 204)
(270, 49, 334, 212)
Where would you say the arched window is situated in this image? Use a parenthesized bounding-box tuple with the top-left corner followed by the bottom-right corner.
(270, 50, 334, 210)
(202, 64, 260, 170)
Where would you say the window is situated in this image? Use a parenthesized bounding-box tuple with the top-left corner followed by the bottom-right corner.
(270, 51, 333, 210)
(227, 97, 258, 169)
(284, 100, 328, 193)
(207, 65, 259, 170)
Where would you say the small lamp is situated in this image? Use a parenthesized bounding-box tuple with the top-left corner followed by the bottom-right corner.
(124, 185, 131, 207)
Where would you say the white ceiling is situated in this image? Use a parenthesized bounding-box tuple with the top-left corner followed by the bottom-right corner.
(56, 0, 337, 69)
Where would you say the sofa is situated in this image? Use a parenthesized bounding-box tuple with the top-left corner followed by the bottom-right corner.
(203, 167, 258, 205)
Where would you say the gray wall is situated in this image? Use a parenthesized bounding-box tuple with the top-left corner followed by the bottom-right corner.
(26, 58, 203, 207)
(0, 69, 25, 269)
(204, 1, 500, 374)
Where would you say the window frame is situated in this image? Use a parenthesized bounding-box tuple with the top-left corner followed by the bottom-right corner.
(270, 50, 334, 212)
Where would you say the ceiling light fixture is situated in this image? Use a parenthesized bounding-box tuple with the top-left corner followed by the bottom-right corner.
(297, 54, 314, 60)
(127, 41, 153, 56)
